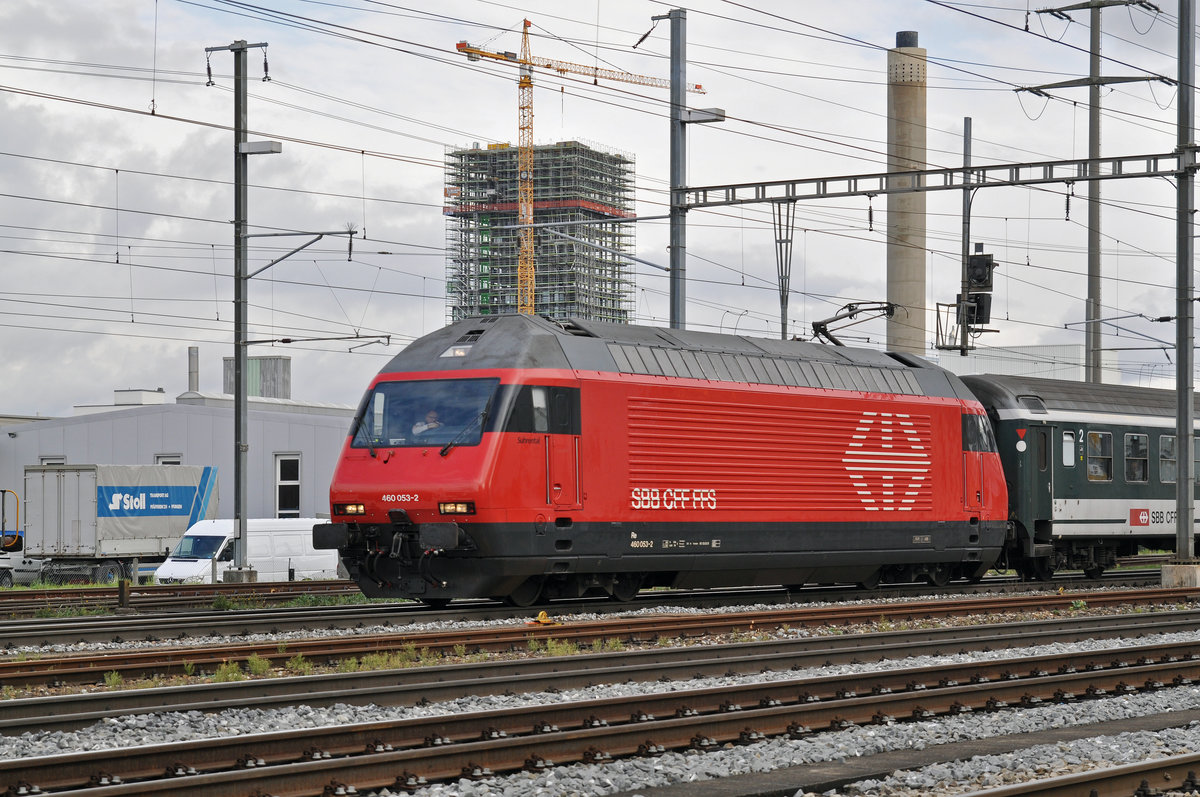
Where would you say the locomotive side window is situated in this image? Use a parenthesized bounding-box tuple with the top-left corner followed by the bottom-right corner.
(1086, 431, 1113, 481)
(531, 387, 549, 433)
(1124, 434, 1149, 483)
(501, 385, 582, 435)
(961, 413, 997, 452)
(1160, 435, 1177, 483)
(1062, 431, 1075, 467)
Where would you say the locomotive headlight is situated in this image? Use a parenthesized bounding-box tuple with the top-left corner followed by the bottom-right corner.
(439, 501, 476, 515)
(335, 503, 366, 516)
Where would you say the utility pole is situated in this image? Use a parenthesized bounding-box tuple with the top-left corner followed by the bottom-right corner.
(658, 9, 687, 330)
(205, 39, 278, 580)
(1027, 0, 1164, 383)
(1171, 0, 1197, 574)
(652, 8, 723, 330)
(960, 117, 973, 355)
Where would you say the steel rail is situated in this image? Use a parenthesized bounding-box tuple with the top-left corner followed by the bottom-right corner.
(960, 752, 1200, 796)
(7, 640, 1200, 796)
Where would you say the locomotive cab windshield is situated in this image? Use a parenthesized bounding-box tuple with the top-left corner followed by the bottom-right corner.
(351, 377, 499, 449)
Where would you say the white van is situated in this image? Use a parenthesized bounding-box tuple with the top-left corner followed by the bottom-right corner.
(155, 518, 339, 584)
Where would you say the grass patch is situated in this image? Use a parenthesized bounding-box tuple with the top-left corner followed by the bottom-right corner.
(286, 654, 314, 676)
(213, 661, 245, 682)
(33, 605, 107, 619)
(245, 653, 272, 676)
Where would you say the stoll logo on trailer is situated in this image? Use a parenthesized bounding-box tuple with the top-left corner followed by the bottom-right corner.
(107, 492, 147, 512)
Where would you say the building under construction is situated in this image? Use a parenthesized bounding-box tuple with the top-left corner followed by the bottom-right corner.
(444, 140, 635, 323)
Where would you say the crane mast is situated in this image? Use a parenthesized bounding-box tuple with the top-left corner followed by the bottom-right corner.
(516, 21, 534, 314)
(457, 20, 704, 316)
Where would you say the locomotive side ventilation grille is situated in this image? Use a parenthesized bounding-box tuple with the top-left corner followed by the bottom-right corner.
(607, 343, 923, 396)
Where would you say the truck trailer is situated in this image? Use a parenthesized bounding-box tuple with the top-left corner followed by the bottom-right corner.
(23, 464, 218, 582)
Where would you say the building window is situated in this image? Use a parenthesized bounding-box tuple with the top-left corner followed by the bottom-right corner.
(1124, 434, 1148, 483)
(155, 453, 182, 465)
(276, 454, 300, 519)
(39, 455, 65, 466)
(1086, 431, 1112, 481)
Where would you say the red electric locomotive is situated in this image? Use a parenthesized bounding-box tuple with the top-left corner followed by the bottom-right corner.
(314, 314, 1008, 605)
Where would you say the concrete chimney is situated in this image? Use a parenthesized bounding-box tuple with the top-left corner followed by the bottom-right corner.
(886, 31, 928, 356)
(188, 346, 200, 393)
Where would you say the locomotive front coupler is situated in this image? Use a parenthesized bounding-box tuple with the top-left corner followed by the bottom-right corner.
(386, 507, 473, 553)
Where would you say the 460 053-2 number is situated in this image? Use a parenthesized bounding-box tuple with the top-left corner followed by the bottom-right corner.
(382, 494, 419, 502)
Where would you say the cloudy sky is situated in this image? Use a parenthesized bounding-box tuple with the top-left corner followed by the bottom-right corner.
(0, 0, 1188, 416)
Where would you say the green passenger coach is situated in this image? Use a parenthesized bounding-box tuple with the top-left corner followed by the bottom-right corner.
(962, 374, 1196, 580)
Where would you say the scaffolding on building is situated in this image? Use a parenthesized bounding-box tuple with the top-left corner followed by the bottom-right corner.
(444, 140, 635, 323)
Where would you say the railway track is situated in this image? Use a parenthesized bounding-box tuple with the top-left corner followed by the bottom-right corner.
(6, 622, 1200, 796)
(5, 606, 1200, 734)
(0, 579, 362, 616)
(0, 567, 1163, 620)
(0, 572, 1170, 651)
(3, 587, 1198, 689)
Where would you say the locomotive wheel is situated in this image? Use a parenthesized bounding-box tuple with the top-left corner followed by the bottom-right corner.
(1083, 565, 1105, 580)
(504, 577, 544, 608)
(924, 563, 952, 588)
(856, 569, 881, 590)
(609, 573, 642, 602)
(1019, 558, 1055, 582)
(419, 597, 451, 609)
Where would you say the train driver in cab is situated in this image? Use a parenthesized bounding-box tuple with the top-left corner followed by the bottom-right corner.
(412, 410, 442, 436)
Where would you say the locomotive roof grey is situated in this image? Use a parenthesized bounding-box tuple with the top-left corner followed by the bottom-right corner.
(383, 314, 976, 401)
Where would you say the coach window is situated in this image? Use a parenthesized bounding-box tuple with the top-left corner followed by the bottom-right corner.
(1086, 431, 1113, 481)
(1161, 435, 1178, 483)
(1124, 434, 1149, 483)
(1062, 431, 1075, 468)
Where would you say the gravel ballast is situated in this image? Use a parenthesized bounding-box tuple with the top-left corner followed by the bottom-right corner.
(5, 624, 1200, 796)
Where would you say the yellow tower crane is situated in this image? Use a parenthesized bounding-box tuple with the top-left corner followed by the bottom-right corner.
(457, 20, 705, 315)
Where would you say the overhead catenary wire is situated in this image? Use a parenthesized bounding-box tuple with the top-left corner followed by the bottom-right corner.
(0, 0, 1187, 390)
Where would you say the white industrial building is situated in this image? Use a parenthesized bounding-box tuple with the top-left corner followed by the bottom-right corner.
(0, 350, 354, 522)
